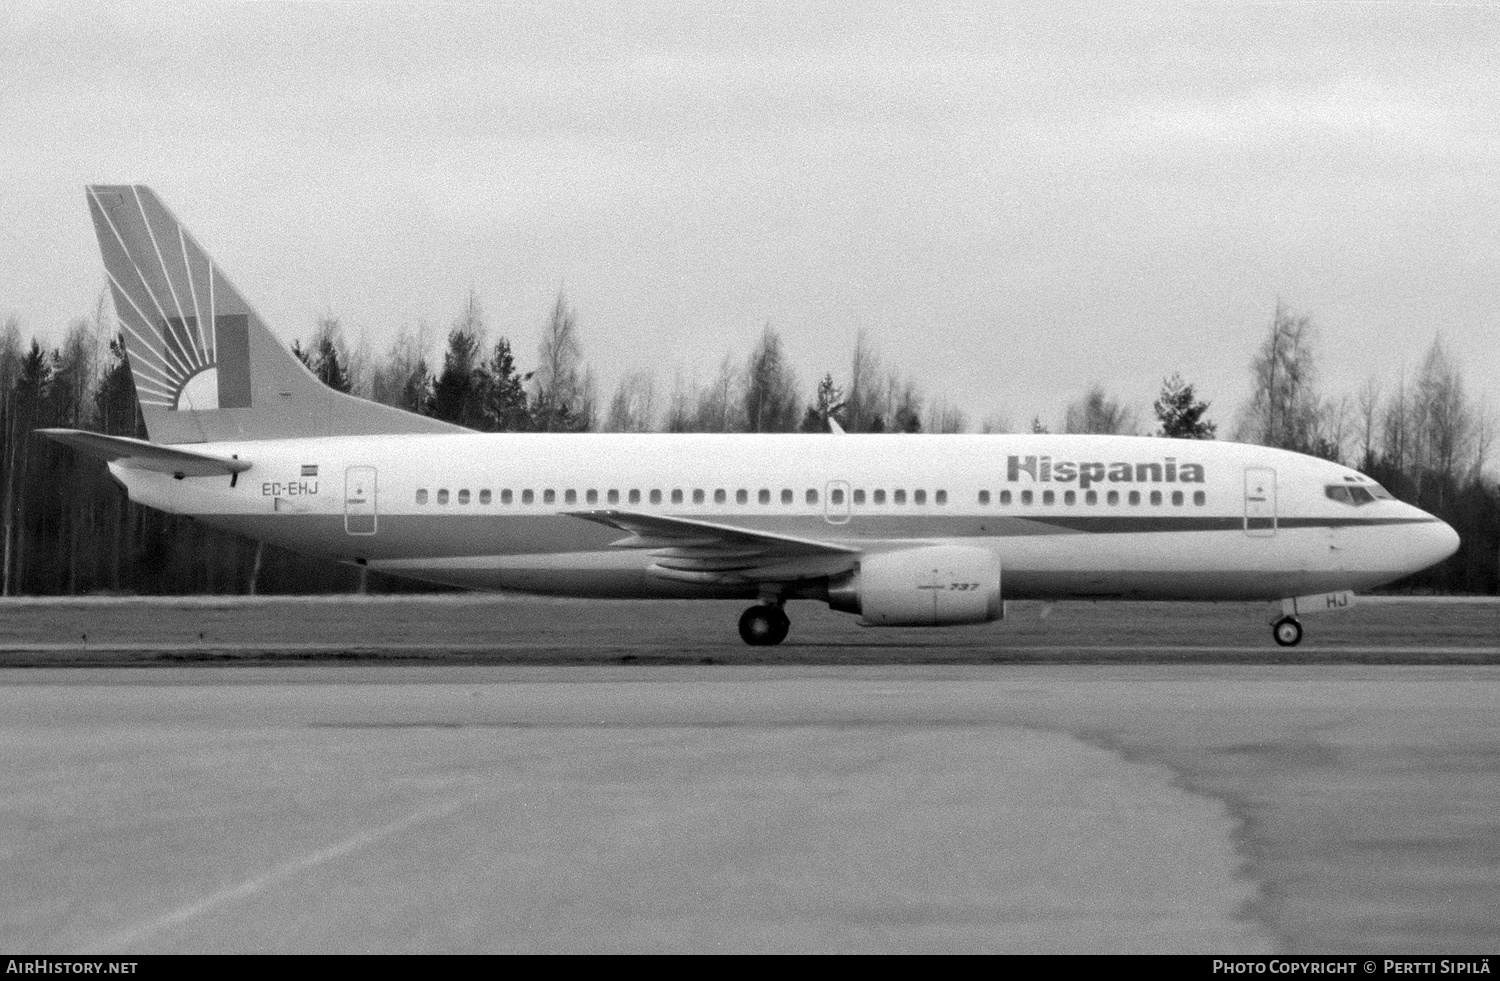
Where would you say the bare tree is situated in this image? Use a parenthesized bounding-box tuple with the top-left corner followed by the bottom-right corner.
(979, 413, 1012, 434)
(693, 354, 744, 432)
(844, 330, 883, 432)
(1064, 384, 1138, 435)
(663, 368, 699, 433)
(742, 323, 800, 433)
(604, 370, 658, 433)
(926, 397, 968, 434)
(1236, 301, 1322, 452)
(370, 325, 433, 413)
(1382, 372, 1413, 474)
(532, 290, 587, 431)
(1413, 337, 1475, 502)
(1354, 376, 1383, 470)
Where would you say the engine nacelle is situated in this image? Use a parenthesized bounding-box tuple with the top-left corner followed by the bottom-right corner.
(827, 545, 1002, 626)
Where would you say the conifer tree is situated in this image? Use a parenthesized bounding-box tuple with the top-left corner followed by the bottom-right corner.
(1154, 373, 1216, 439)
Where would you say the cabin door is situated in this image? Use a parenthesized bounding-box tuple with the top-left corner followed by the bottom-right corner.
(345, 466, 378, 535)
(1243, 467, 1276, 537)
(824, 480, 851, 525)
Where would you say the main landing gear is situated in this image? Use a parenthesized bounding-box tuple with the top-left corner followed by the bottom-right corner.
(1272, 615, 1303, 647)
(738, 603, 790, 646)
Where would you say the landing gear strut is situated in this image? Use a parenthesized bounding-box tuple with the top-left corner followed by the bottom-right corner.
(738, 604, 790, 646)
(1272, 615, 1303, 647)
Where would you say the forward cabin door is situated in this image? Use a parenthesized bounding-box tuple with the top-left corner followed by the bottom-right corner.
(1243, 467, 1276, 537)
(345, 466, 378, 535)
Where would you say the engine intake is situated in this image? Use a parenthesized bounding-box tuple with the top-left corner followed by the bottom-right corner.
(827, 545, 1002, 626)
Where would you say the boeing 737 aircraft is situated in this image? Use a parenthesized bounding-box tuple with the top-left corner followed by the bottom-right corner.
(43, 185, 1460, 646)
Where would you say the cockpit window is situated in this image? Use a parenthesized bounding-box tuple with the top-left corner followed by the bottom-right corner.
(1326, 484, 1378, 506)
(1368, 483, 1393, 499)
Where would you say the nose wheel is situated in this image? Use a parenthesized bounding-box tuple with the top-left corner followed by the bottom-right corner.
(1272, 616, 1303, 647)
(738, 604, 790, 646)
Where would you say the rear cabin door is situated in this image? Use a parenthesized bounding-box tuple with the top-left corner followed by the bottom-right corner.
(1243, 467, 1276, 537)
(345, 466, 377, 535)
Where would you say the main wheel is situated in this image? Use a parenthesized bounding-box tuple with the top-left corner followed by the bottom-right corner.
(1272, 616, 1303, 647)
(738, 605, 790, 646)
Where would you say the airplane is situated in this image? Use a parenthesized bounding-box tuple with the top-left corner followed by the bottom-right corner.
(42, 185, 1461, 648)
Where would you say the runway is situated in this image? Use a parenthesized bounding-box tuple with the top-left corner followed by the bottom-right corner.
(1, 597, 1497, 954)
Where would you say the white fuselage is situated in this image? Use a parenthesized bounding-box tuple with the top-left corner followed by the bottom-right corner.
(112, 432, 1458, 602)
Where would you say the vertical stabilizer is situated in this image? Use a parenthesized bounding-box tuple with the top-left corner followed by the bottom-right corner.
(86, 185, 463, 444)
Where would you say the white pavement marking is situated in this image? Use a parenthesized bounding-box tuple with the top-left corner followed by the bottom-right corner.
(84, 796, 472, 953)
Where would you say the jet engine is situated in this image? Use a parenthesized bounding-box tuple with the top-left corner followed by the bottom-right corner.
(826, 545, 1002, 626)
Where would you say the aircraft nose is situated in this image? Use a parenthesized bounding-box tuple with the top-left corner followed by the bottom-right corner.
(1409, 516, 1460, 571)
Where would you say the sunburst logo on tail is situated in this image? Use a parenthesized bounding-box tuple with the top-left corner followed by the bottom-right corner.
(87, 186, 252, 412)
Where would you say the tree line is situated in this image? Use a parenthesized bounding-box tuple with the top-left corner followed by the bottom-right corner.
(0, 291, 1493, 595)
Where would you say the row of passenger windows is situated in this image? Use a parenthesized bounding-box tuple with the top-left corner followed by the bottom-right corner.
(980, 488, 1207, 506)
(413, 486, 1208, 507)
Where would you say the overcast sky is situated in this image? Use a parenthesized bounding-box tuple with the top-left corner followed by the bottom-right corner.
(3, 0, 1497, 435)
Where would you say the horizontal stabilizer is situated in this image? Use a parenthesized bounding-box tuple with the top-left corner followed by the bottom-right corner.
(38, 429, 250, 478)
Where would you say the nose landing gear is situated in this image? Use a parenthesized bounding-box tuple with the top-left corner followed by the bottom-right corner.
(738, 603, 790, 646)
(1272, 615, 1303, 647)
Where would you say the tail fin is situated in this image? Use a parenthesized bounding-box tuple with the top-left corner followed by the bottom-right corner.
(85, 185, 463, 444)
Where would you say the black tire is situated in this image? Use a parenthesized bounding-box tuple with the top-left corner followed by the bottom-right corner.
(739, 605, 789, 646)
(1272, 616, 1303, 647)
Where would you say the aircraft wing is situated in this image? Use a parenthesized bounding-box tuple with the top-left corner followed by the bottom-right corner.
(38, 429, 251, 478)
(565, 509, 859, 585)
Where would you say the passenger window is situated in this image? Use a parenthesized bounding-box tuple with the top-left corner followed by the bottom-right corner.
(831, 488, 845, 505)
(438, 489, 450, 505)
(873, 489, 886, 505)
(935, 490, 947, 505)
(694, 489, 705, 504)
(629, 489, 641, 504)
(894, 490, 906, 505)
(522, 489, 534, 504)
(480, 489, 492, 505)
(650, 489, 662, 504)
(805, 489, 818, 505)
(608, 489, 620, 504)
(543, 489, 555, 504)
(1000, 490, 1012, 505)
(736, 489, 748, 504)
(1172, 491, 1184, 506)
(715, 489, 727, 504)
(671, 489, 683, 504)
(501, 489, 513, 505)
(978, 490, 991, 505)
(781, 489, 793, 504)
(1043, 490, 1055, 505)
(853, 489, 866, 505)
(458, 489, 471, 505)
(1106, 490, 1118, 505)
(914, 489, 927, 505)
(758, 489, 770, 504)
(586, 489, 598, 504)
(1021, 490, 1033, 505)
(416, 489, 428, 505)
(1063, 490, 1076, 505)
(1150, 490, 1162, 506)
(1129, 491, 1140, 505)
(1194, 491, 1206, 506)
(565, 489, 577, 504)
(1085, 491, 1097, 505)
